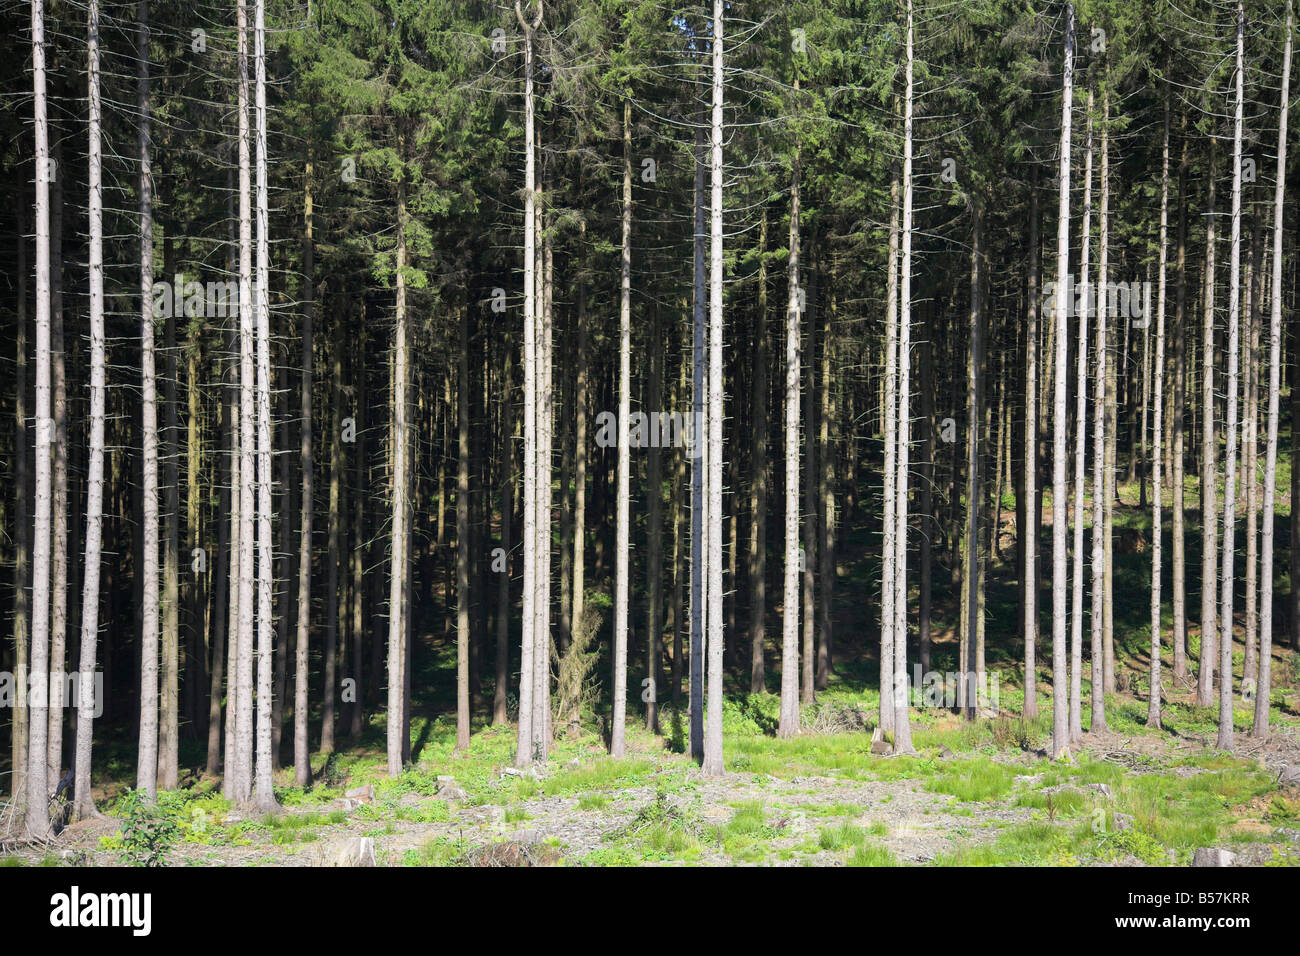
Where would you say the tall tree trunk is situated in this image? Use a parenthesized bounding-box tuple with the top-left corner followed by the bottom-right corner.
(322, 328, 343, 759)
(612, 98, 631, 758)
(646, 304, 664, 732)
(1022, 170, 1040, 721)
(572, 210, 588, 657)
(296, 164, 315, 782)
(48, 132, 67, 789)
(962, 201, 983, 720)
(133, 0, 161, 806)
(1172, 109, 1189, 686)
(779, 102, 802, 739)
(880, 167, 899, 734)
(1099, 89, 1117, 697)
(159, 240, 179, 790)
(1253, 0, 1290, 735)
(533, 163, 553, 758)
(207, 334, 230, 776)
(252, 0, 277, 811)
(494, 347, 514, 726)
(1050, 2, 1075, 759)
(232, 0, 255, 806)
(1149, 90, 1170, 730)
(1243, 219, 1263, 692)
(514, 0, 542, 767)
(891, 0, 916, 753)
(749, 210, 769, 694)
(457, 306, 471, 750)
(73, 0, 106, 819)
(690, 119, 706, 760)
(1217, 7, 1245, 751)
(387, 164, 409, 776)
(801, 234, 816, 706)
(703, 0, 726, 776)
(816, 267, 835, 691)
(1070, 97, 1093, 743)
(1197, 132, 1219, 709)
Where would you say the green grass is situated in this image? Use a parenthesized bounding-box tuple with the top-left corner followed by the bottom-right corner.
(926, 759, 1020, 802)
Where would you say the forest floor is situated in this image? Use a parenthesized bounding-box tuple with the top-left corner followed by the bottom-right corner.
(5, 683, 1300, 867)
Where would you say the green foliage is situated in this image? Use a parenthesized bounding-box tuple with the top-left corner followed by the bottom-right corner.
(115, 790, 182, 867)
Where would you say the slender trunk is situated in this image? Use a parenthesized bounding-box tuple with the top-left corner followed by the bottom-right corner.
(1050, 3, 1075, 758)
(514, 0, 542, 766)
(778, 115, 802, 738)
(387, 166, 409, 775)
(1089, 88, 1110, 735)
(494, 348, 514, 726)
(73, 0, 106, 818)
(690, 119, 706, 759)
(612, 99, 632, 757)
(801, 234, 816, 706)
(892, 0, 916, 753)
(1070, 98, 1093, 742)
(252, 0, 278, 810)
(1243, 220, 1262, 691)
(1197, 132, 1219, 709)
(962, 202, 983, 720)
(232, 0, 255, 805)
(159, 243, 179, 790)
(1217, 8, 1245, 751)
(816, 267, 835, 690)
(881, 166, 899, 734)
(1172, 109, 1189, 686)
(133, 0, 161, 806)
(1023, 171, 1040, 721)
(646, 304, 664, 732)
(749, 211, 769, 694)
(457, 306, 472, 749)
(1149, 91, 1170, 730)
(1099, 90, 1117, 697)
(1253, 0, 1290, 735)
(296, 164, 315, 781)
(48, 133, 67, 790)
(703, 0, 726, 775)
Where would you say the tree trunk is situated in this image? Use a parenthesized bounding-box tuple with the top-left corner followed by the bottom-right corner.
(457, 306, 471, 750)
(387, 163, 409, 776)
(703, 0, 726, 776)
(612, 98, 631, 758)
(1253, 0, 1290, 735)
(690, 119, 706, 760)
(880, 166, 899, 734)
(159, 238, 179, 791)
(296, 163, 315, 782)
(1071, 98, 1093, 743)
(1172, 108, 1189, 686)
(73, 0, 106, 819)
(133, 0, 161, 806)
(1099, 90, 1117, 697)
(1050, 2, 1075, 759)
(1217, 7, 1245, 751)
(891, 0, 916, 753)
(779, 110, 802, 739)
(1197, 132, 1218, 709)
(48, 132, 67, 790)
(252, 0, 278, 812)
(749, 210, 769, 694)
(1023, 169, 1040, 720)
(1149, 90, 1170, 730)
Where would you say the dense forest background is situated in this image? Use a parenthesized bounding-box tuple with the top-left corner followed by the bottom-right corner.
(2, 0, 1300, 846)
